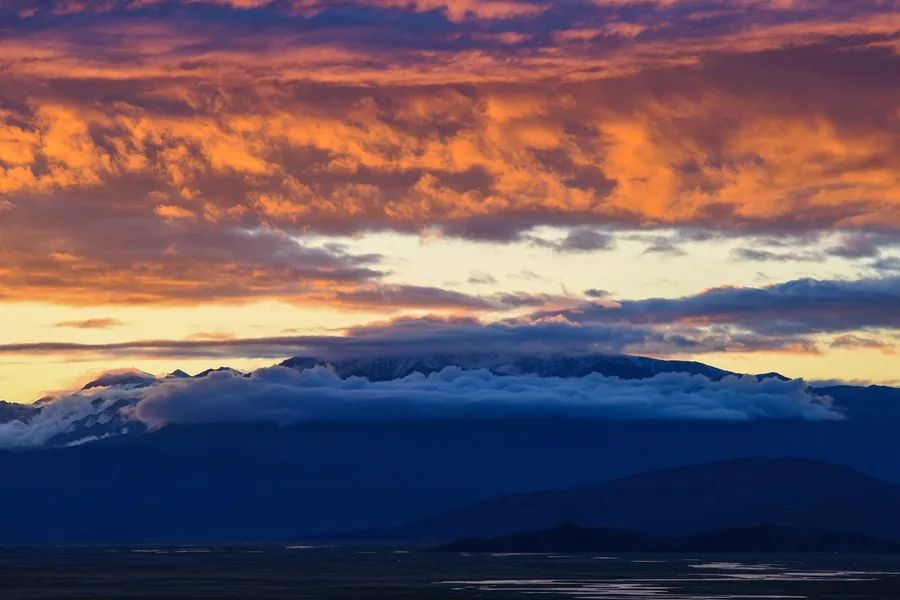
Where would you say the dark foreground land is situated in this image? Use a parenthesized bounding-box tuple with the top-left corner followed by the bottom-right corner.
(0, 547, 899, 599)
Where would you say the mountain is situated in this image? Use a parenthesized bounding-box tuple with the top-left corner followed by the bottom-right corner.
(436, 523, 900, 554)
(6, 366, 249, 448)
(360, 458, 900, 542)
(1, 419, 900, 543)
(0, 400, 37, 424)
(192, 366, 244, 379)
(280, 352, 893, 420)
(438, 523, 655, 553)
(81, 368, 157, 390)
(0, 352, 893, 543)
(280, 352, 748, 382)
(3, 351, 896, 449)
(815, 385, 900, 418)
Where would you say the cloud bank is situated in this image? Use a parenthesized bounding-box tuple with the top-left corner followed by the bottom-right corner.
(132, 367, 841, 424)
(0, 364, 840, 448)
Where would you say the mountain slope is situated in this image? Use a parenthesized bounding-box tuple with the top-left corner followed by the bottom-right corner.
(373, 458, 900, 542)
(1, 420, 900, 543)
(0, 400, 37, 424)
(815, 385, 900, 418)
(4, 352, 895, 449)
(280, 352, 891, 420)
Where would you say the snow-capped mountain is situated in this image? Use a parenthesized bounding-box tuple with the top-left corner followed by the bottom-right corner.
(0, 368, 244, 448)
(280, 352, 774, 382)
(0, 400, 37, 424)
(0, 352, 891, 451)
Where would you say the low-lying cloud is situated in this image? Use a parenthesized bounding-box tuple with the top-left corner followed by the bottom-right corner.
(0, 365, 840, 449)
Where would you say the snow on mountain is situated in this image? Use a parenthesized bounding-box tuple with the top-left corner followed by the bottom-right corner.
(0, 352, 869, 451)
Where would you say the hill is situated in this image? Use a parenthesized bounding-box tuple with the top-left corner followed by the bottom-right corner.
(365, 457, 900, 542)
(1, 422, 900, 544)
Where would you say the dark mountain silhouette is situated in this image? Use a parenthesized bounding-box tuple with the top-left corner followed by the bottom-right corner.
(278, 352, 893, 421)
(0, 400, 37, 424)
(438, 523, 655, 553)
(192, 366, 244, 378)
(280, 352, 752, 382)
(437, 523, 900, 554)
(815, 385, 900, 418)
(357, 458, 900, 542)
(1, 420, 900, 544)
(81, 369, 156, 390)
(10, 352, 895, 449)
(0, 353, 891, 544)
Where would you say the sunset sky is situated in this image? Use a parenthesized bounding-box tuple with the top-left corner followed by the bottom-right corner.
(0, 0, 898, 403)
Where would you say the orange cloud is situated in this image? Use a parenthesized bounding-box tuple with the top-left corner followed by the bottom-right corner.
(0, 0, 897, 306)
(154, 204, 197, 220)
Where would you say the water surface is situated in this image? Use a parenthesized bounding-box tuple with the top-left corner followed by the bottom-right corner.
(1, 547, 898, 599)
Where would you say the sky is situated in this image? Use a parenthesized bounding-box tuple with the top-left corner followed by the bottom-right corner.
(0, 0, 898, 403)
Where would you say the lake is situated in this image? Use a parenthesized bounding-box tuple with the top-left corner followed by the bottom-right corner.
(1, 546, 899, 599)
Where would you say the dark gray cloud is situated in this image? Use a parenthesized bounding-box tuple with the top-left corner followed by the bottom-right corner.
(829, 232, 899, 259)
(829, 334, 898, 352)
(873, 256, 900, 272)
(333, 286, 569, 311)
(468, 271, 498, 285)
(539, 276, 900, 336)
(733, 232, 900, 264)
(530, 228, 616, 253)
(732, 248, 821, 262)
(641, 237, 686, 257)
(585, 288, 611, 298)
(333, 285, 498, 310)
(0, 314, 803, 364)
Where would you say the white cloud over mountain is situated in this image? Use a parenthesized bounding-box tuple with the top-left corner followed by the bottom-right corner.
(0, 365, 840, 449)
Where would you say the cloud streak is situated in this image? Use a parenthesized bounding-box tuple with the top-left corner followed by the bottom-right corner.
(2, 276, 895, 361)
(539, 276, 900, 336)
(54, 318, 127, 329)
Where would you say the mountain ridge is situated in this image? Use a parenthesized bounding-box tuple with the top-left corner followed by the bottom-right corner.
(335, 457, 900, 543)
(1, 423, 900, 544)
(278, 352, 775, 382)
(0, 352, 895, 450)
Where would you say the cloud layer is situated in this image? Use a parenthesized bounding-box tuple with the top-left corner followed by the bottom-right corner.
(3, 276, 895, 359)
(540, 276, 900, 336)
(0, 364, 840, 448)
